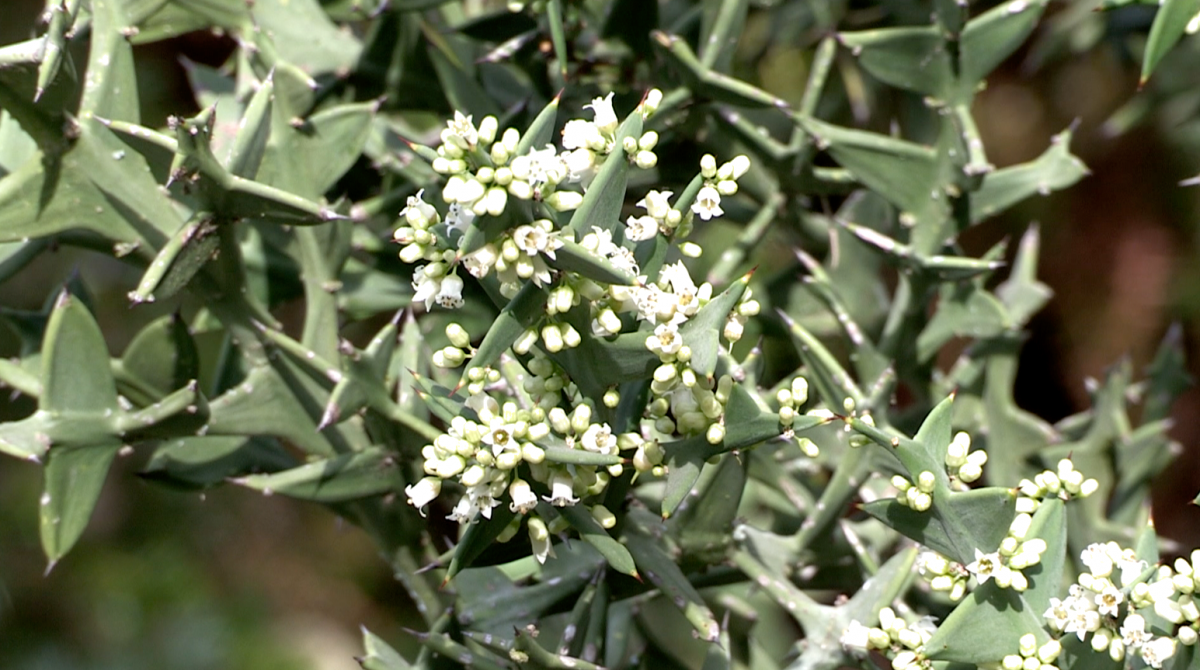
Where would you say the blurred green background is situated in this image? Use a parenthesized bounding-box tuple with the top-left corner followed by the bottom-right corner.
(3, 0, 1200, 667)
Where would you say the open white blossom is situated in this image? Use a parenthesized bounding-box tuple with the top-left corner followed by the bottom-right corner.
(508, 478, 539, 513)
(412, 267, 464, 310)
(1081, 542, 1116, 578)
(625, 215, 658, 242)
(646, 322, 684, 357)
(404, 477, 441, 514)
(1120, 614, 1153, 649)
(400, 188, 438, 227)
(1141, 637, 1177, 669)
(581, 423, 616, 454)
(691, 185, 724, 220)
(966, 548, 1008, 584)
(562, 119, 604, 151)
(585, 92, 618, 133)
(544, 471, 580, 506)
(512, 223, 562, 259)
(445, 202, 476, 233)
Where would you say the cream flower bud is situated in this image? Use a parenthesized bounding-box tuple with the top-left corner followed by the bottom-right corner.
(1009, 513, 1033, 539)
(591, 504, 617, 529)
(643, 88, 663, 114)
(635, 150, 657, 169)
(541, 324, 564, 353)
(729, 154, 751, 180)
(622, 136, 639, 154)
(478, 115, 498, 145)
(700, 153, 717, 178)
(706, 423, 725, 445)
(917, 471, 936, 493)
(680, 242, 703, 258)
(547, 190, 583, 211)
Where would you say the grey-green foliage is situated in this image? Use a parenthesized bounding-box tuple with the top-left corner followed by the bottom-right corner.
(0, 0, 1193, 669)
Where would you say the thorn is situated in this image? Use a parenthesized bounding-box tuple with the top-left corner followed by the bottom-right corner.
(631, 570, 643, 583)
(317, 403, 339, 430)
(44, 559, 58, 577)
(34, 87, 44, 102)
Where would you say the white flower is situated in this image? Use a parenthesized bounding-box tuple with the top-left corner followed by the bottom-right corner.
(633, 285, 677, 323)
(1116, 553, 1148, 587)
(465, 480, 503, 519)
(1141, 637, 1177, 668)
(562, 119, 604, 151)
(400, 188, 438, 227)
(445, 202, 476, 234)
(646, 322, 683, 356)
(1044, 598, 1070, 632)
(581, 423, 616, 455)
(443, 110, 478, 149)
(1096, 585, 1124, 617)
(412, 266, 441, 310)
(509, 478, 538, 513)
(1081, 543, 1115, 578)
(543, 472, 579, 506)
(405, 477, 441, 514)
(520, 145, 567, 187)
(624, 215, 659, 242)
(462, 243, 498, 278)
(840, 620, 870, 652)
(563, 147, 596, 181)
(435, 274, 465, 309)
(465, 392, 500, 422)
(448, 495, 479, 523)
(691, 185, 724, 220)
(481, 418, 520, 455)
(585, 92, 618, 133)
(1063, 607, 1101, 642)
(966, 548, 1006, 584)
(1120, 613, 1153, 648)
(607, 247, 640, 277)
(637, 190, 673, 220)
(512, 224, 561, 259)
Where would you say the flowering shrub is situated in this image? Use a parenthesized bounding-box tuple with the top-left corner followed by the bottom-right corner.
(1, 0, 1200, 669)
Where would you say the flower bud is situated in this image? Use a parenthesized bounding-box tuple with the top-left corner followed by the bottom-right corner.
(547, 190, 583, 211)
(541, 324, 564, 352)
(706, 423, 725, 445)
(603, 388, 620, 408)
(700, 154, 717, 178)
(643, 88, 663, 115)
(729, 154, 751, 180)
(635, 150, 657, 169)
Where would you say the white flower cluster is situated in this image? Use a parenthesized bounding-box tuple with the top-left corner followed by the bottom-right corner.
(404, 391, 644, 563)
(945, 431, 987, 486)
(1000, 633, 1061, 670)
(1042, 541, 1184, 667)
(965, 511, 1048, 591)
(1017, 458, 1099, 505)
(841, 607, 937, 670)
(917, 550, 969, 601)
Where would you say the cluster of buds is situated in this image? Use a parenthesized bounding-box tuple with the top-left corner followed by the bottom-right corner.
(965, 512, 1048, 591)
(1001, 634, 1061, 670)
(840, 607, 936, 670)
(917, 550, 969, 601)
(692, 153, 750, 226)
(1017, 458, 1099, 505)
(944, 431, 987, 486)
(432, 323, 474, 369)
(1043, 541, 1179, 668)
(646, 373, 732, 445)
(892, 470, 935, 512)
(776, 376, 821, 457)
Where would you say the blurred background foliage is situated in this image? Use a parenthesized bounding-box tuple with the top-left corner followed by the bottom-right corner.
(2, 0, 1200, 667)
